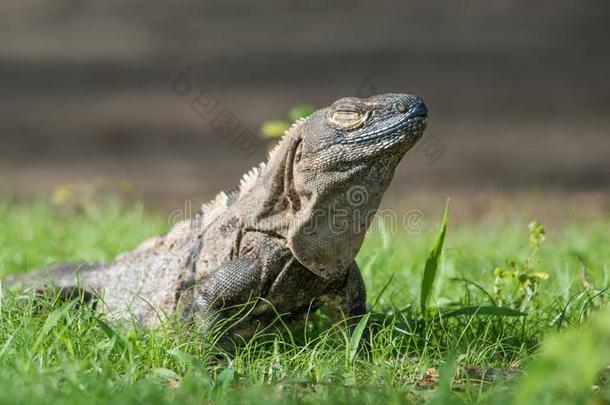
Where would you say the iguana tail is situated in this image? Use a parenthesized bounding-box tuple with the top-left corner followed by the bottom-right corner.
(3, 261, 102, 292)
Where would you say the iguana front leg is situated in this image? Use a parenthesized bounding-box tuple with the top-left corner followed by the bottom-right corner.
(184, 258, 263, 321)
(183, 257, 284, 344)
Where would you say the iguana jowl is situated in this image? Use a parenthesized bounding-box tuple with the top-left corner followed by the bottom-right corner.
(8, 93, 428, 338)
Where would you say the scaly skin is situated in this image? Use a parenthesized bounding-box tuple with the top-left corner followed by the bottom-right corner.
(5, 93, 428, 340)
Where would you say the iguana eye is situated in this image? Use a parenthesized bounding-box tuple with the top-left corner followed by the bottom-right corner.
(329, 110, 367, 129)
(395, 102, 407, 113)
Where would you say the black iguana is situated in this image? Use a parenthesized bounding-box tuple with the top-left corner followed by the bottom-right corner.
(5, 93, 428, 339)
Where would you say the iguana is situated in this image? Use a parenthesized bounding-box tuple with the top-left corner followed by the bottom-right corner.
(5, 93, 428, 339)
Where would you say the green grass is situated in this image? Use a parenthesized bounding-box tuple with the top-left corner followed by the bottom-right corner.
(0, 198, 609, 404)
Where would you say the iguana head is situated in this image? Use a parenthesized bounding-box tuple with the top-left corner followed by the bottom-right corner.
(279, 93, 428, 279)
(296, 93, 427, 166)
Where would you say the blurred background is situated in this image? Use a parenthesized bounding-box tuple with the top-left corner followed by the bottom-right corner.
(1, 0, 609, 221)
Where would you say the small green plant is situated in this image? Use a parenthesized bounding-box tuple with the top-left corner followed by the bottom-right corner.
(420, 199, 450, 317)
(260, 104, 315, 138)
(493, 220, 550, 311)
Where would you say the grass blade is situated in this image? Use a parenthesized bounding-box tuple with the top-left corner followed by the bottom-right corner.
(443, 306, 525, 317)
(420, 199, 450, 316)
(32, 305, 69, 353)
(347, 312, 370, 362)
(94, 316, 127, 352)
(215, 368, 235, 392)
(167, 348, 205, 371)
(449, 277, 496, 305)
(370, 273, 395, 310)
(151, 367, 181, 382)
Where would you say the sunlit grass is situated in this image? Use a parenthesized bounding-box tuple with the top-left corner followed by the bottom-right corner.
(0, 199, 608, 404)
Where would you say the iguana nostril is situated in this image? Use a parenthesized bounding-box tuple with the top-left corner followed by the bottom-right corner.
(410, 103, 428, 118)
